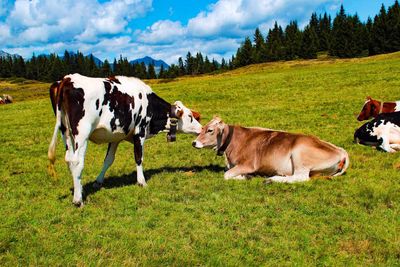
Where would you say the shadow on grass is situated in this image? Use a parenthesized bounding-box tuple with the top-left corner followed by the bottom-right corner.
(81, 164, 225, 200)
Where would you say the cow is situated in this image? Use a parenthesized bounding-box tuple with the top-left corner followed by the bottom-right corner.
(354, 111, 400, 152)
(192, 117, 349, 183)
(48, 73, 202, 206)
(3, 94, 14, 104)
(357, 96, 400, 121)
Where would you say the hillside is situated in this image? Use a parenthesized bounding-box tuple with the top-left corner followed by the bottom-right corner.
(0, 52, 400, 265)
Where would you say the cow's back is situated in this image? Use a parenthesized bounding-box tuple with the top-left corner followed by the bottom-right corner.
(63, 74, 154, 144)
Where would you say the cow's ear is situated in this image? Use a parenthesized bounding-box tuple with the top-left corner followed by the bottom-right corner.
(366, 96, 372, 100)
(213, 115, 222, 122)
(191, 110, 201, 121)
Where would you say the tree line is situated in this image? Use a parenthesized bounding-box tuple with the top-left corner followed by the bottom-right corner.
(0, 1, 399, 82)
(0, 51, 162, 82)
(233, 2, 400, 67)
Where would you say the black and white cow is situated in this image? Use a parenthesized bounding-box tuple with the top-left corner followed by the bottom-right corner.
(354, 111, 400, 152)
(48, 74, 202, 206)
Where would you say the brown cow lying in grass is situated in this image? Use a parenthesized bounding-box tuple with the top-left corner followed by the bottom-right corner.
(192, 117, 349, 183)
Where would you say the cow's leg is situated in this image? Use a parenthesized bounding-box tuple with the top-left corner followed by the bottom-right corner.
(133, 134, 147, 187)
(379, 136, 396, 152)
(67, 139, 88, 207)
(93, 142, 119, 188)
(389, 144, 400, 151)
(265, 154, 310, 183)
(266, 169, 310, 183)
(224, 154, 233, 171)
(224, 165, 254, 180)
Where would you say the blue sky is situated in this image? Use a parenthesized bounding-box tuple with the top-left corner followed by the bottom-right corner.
(0, 0, 397, 64)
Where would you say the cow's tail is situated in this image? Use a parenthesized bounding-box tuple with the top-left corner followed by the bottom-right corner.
(333, 149, 350, 177)
(47, 81, 64, 177)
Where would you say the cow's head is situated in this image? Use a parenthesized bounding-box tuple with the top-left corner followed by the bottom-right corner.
(192, 116, 225, 149)
(171, 101, 202, 134)
(357, 96, 380, 121)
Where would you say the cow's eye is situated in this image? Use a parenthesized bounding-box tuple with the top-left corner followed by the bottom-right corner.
(207, 129, 214, 134)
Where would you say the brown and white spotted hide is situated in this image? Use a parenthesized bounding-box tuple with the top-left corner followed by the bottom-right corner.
(193, 117, 349, 183)
(357, 96, 400, 121)
(48, 73, 202, 206)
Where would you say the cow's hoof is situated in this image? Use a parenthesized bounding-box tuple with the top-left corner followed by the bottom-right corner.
(73, 200, 84, 208)
(93, 181, 103, 189)
(138, 182, 148, 187)
(264, 179, 273, 185)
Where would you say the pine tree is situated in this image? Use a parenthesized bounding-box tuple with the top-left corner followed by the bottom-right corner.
(370, 4, 389, 55)
(284, 21, 302, 60)
(48, 54, 64, 81)
(366, 17, 373, 53)
(26, 53, 38, 80)
(12, 56, 26, 77)
(63, 50, 72, 74)
(140, 62, 147, 79)
(1, 56, 12, 77)
(265, 22, 285, 61)
(211, 59, 219, 72)
(185, 52, 194, 75)
(147, 62, 157, 79)
(178, 57, 185, 75)
(165, 64, 179, 78)
(158, 64, 165, 79)
(309, 12, 321, 49)
(387, 0, 400, 52)
(300, 25, 318, 59)
(194, 52, 205, 74)
(101, 59, 112, 77)
(113, 58, 118, 75)
(204, 56, 212, 73)
(319, 13, 332, 51)
(349, 14, 365, 56)
(235, 37, 253, 66)
(88, 54, 98, 77)
(330, 5, 349, 57)
(220, 58, 227, 70)
(252, 28, 267, 63)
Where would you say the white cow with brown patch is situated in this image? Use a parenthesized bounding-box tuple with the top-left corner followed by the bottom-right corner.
(192, 117, 349, 183)
(48, 74, 202, 206)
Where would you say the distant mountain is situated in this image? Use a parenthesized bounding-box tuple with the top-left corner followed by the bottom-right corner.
(130, 56, 169, 72)
(0, 50, 21, 58)
(86, 54, 103, 67)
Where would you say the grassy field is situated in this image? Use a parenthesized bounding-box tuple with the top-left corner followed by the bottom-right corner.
(1, 53, 400, 265)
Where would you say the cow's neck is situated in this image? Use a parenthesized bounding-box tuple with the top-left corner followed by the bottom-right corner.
(217, 124, 234, 156)
(147, 93, 172, 135)
(382, 102, 396, 113)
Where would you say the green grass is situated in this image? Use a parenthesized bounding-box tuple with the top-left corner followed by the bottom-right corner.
(0, 77, 49, 102)
(1, 53, 400, 265)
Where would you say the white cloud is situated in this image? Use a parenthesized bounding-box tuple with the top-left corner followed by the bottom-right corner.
(1, 0, 343, 66)
(0, 24, 11, 43)
(187, 0, 340, 37)
(137, 20, 186, 44)
(4, 0, 153, 45)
